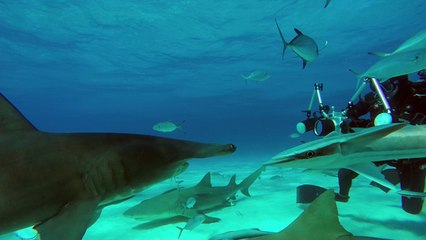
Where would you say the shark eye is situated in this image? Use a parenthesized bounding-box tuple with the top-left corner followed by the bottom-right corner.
(306, 150, 316, 158)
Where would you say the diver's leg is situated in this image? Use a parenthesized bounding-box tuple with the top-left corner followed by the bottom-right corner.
(336, 168, 359, 202)
(399, 159, 426, 214)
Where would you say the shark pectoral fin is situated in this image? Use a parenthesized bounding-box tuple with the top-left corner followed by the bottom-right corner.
(347, 162, 397, 191)
(34, 198, 100, 240)
(203, 215, 221, 223)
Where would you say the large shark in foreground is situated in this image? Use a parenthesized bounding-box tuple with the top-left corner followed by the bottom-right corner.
(0, 93, 236, 240)
(264, 123, 426, 194)
(124, 167, 264, 229)
(209, 190, 389, 240)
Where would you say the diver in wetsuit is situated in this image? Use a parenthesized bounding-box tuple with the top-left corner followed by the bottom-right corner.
(336, 72, 426, 214)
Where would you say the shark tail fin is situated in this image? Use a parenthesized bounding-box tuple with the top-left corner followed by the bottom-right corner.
(275, 18, 288, 60)
(324, 0, 332, 8)
(0, 93, 38, 132)
(238, 166, 264, 197)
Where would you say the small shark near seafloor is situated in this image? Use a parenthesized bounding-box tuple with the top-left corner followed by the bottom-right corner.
(124, 167, 264, 229)
(0, 93, 236, 240)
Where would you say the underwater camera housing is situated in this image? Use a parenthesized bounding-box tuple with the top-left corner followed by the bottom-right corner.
(296, 83, 347, 136)
(296, 78, 393, 136)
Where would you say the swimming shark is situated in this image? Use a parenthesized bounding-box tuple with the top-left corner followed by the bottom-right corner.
(264, 123, 426, 194)
(324, 0, 332, 8)
(0, 93, 236, 240)
(351, 48, 426, 82)
(123, 167, 264, 228)
(209, 190, 389, 240)
(369, 29, 426, 57)
(275, 19, 319, 69)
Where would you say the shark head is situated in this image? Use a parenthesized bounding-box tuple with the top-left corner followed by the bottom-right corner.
(265, 123, 407, 170)
(112, 138, 236, 193)
(265, 135, 344, 169)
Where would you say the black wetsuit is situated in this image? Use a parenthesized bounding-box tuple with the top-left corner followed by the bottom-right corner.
(337, 77, 426, 214)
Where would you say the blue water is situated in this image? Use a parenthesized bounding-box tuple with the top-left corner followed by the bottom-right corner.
(1, 1, 426, 239)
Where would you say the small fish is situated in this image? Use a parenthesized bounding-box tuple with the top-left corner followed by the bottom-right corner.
(177, 214, 206, 239)
(324, 0, 332, 8)
(368, 30, 426, 57)
(241, 70, 270, 84)
(185, 197, 196, 209)
(275, 19, 319, 69)
(152, 120, 185, 133)
(289, 133, 301, 139)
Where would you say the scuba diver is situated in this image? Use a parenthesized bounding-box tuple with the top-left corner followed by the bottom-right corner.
(335, 72, 426, 214)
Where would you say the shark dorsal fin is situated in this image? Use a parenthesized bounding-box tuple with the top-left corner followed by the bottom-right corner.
(228, 175, 237, 188)
(0, 93, 37, 132)
(294, 28, 303, 36)
(196, 172, 212, 188)
(276, 189, 352, 239)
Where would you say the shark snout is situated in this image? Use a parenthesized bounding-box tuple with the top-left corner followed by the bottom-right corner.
(226, 144, 237, 153)
(193, 143, 236, 158)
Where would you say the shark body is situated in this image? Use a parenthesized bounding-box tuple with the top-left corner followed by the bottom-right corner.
(265, 123, 426, 192)
(369, 29, 426, 57)
(209, 190, 388, 240)
(0, 93, 235, 240)
(351, 48, 426, 82)
(124, 167, 263, 228)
